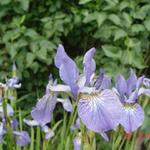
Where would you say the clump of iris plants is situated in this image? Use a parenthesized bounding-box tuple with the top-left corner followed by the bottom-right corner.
(0, 45, 150, 149)
(0, 63, 30, 149)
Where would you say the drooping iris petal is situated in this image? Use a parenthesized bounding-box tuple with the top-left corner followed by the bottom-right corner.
(126, 70, 137, 95)
(49, 84, 71, 92)
(59, 59, 79, 96)
(31, 94, 57, 126)
(78, 89, 123, 133)
(13, 131, 30, 146)
(115, 75, 127, 96)
(42, 126, 55, 140)
(62, 99, 73, 112)
(73, 136, 81, 150)
(83, 48, 96, 86)
(57, 98, 73, 112)
(23, 119, 39, 126)
(120, 103, 144, 133)
(138, 88, 150, 97)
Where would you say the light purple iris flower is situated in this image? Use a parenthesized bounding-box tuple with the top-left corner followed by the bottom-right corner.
(23, 119, 55, 140)
(13, 131, 30, 146)
(31, 93, 57, 126)
(6, 77, 21, 89)
(114, 70, 150, 133)
(0, 119, 30, 146)
(50, 44, 123, 140)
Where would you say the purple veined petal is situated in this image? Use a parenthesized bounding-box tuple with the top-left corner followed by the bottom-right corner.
(23, 119, 39, 126)
(13, 131, 30, 147)
(59, 60, 79, 97)
(100, 132, 109, 141)
(138, 88, 150, 97)
(115, 74, 127, 96)
(49, 84, 71, 92)
(31, 94, 57, 126)
(136, 75, 145, 89)
(120, 103, 144, 133)
(83, 47, 96, 86)
(126, 69, 137, 95)
(143, 78, 150, 88)
(73, 136, 81, 150)
(78, 89, 123, 133)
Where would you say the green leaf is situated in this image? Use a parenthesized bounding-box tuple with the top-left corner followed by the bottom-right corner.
(26, 53, 35, 67)
(144, 17, 150, 31)
(114, 29, 127, 41)
(122, 12, 132, 27)
(96, 12, 107, 27)
(131, 24, 145, 33)
(83, 12, 97, 23)
(19, 0, 29, 11)
(102, 45, 122, 59)
(79, 0, 92, 4)
(108, 14, 121, 25)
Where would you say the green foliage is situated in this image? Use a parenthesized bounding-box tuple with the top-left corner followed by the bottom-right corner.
(0, 0, 150, 95)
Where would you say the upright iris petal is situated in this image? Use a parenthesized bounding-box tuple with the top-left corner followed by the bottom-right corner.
(115, 75, 127, 96)
(55, 45, 79, 96)
(83, 48, 96, 86)
(126, 70, 137, 95)
(78, 89, 123, 133)
(95, 69, 111, 91)
(31, 94, 57, 126)
(59, 59, 79, 97)
(120, 103, 144, 133)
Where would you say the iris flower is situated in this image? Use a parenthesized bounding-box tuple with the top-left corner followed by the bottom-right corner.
(114, 70, 150, 133)
(50, 44, 123, 139)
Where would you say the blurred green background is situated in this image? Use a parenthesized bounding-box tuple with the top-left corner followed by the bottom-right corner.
(0, 0, 150, 102)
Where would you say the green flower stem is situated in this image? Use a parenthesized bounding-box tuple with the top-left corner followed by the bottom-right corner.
(2, 88, 14, 149)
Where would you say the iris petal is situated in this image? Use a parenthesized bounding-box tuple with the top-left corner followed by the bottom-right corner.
(115, 75, 127, 96)
(120, 103, 144, 133)
(78, 89, 123, 133)
(31, 94, 57, 126)
(127, 70, 137, 95)
(14, 131, 30, 146)
(59, 60, 79, 96)
(83, 48, 96, 86)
